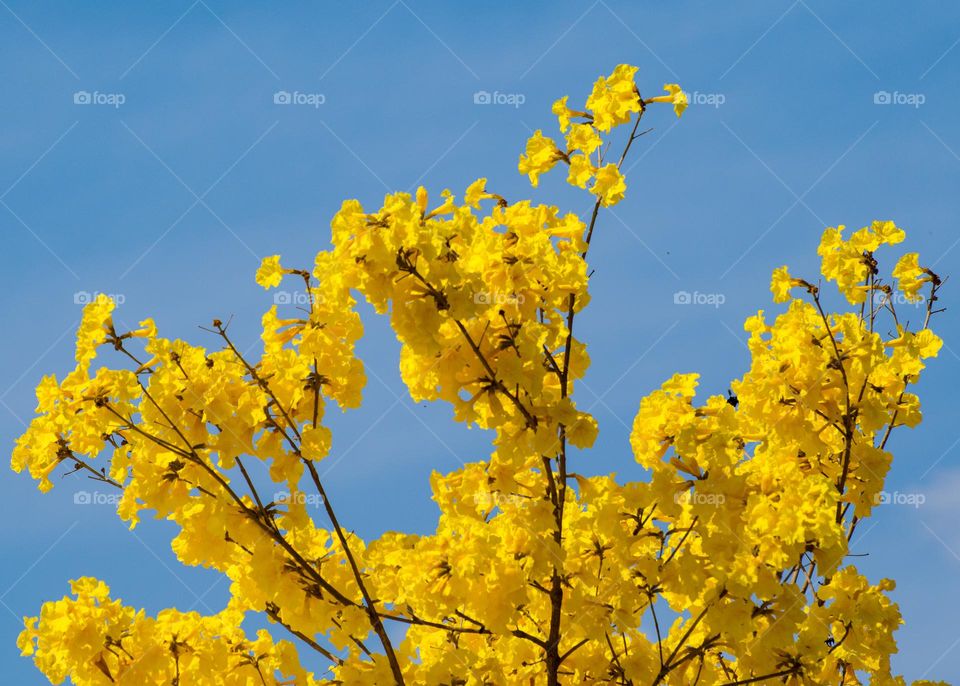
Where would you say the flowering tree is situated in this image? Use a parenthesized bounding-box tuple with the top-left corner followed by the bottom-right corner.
(12, 65, 948, 686)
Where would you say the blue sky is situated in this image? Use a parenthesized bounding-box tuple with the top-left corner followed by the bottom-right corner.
(1, 1, 958, 682)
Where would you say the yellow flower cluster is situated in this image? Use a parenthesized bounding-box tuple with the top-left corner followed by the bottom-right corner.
(519, 64, 686, 207)
(18, 578, 317, 685)
(11, 65, 947, 686)
(328, 183, 597, 462)
(816, 220, 905, 303)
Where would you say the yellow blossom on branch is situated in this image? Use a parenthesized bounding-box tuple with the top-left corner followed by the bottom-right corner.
(9, 63, 948, 686)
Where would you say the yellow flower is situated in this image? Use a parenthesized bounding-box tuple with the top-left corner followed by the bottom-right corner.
(819, 221, 912, 304)
(662, 372, 699, 398)
(591, 164, 626, 206)
(566, 412, 598, 448)
(913, 329, 943, 358)
(850, 220, 905, 252)
(465, 178, 488, 208)
(301, 425, 332, 461)
(565, 123, 602, 155)
(585, 64, 641, 132)
(892, 252, 927, 302)
(648, 83, 688, 117)
(872, 219, 906, 246)
(552, 96, 577, 132)
(416, 186, 429, 214)
(818, 225, 869, 303)
(424, 189, 456, 219)
(770, 265, 796, 303)
(75, 294, 115, 371)
(518, 130, 561, 187)
(128, 318, 157, 339)
(567, 154, 594, 189)
(255, 254, 285, 289)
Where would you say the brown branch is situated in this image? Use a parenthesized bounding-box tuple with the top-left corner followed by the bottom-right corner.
(380, 610, 546, 648)
(101, 399, 357, 610)
(210, 326, 406, 684)
(653, 600, 714, 686)
(543, 105, 647, 686)
(714, 667, 800, 686)
(661, 517, 699, 568)
(305, 461, 406, 684)
(267, 603, 343, 666)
